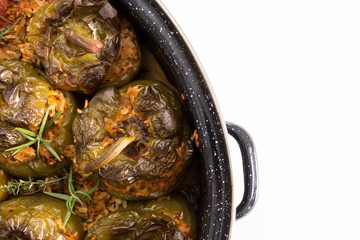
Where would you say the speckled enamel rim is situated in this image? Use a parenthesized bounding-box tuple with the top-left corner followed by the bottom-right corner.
(111, 0, 258, 239)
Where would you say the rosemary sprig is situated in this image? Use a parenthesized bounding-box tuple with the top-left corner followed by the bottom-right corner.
(44, 166, 99, 228)
(5, 107, 63, 162)
(0, 175, 67, 195)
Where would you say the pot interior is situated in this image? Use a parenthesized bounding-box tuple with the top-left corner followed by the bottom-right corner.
(108, 0, 232, 240)
(110, 0, 234, 239)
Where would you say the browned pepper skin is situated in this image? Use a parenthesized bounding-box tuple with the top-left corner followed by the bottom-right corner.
(0, 194, 84, 239)
(27, 0, 121, 94)
(85, 194, 196, 240)
(102, 18, 142, 89)
(72, 80, 194, 200)
(0, 60, 76, 179)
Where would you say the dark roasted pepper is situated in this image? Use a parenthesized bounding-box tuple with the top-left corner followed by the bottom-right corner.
(0, 194, 84, 239)
(85, 194, 196, 240)
(0, 60, 76, 178)
(27, 0, 121, 94)
(72, 80, 193, 200)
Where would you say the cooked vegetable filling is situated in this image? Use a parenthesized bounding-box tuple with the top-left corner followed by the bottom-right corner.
(27, 0, 120, 93)
(72, 80, 193, 199)
(85, 194, 196, 240)
(0, 194, 84, 240)
(103, 18, 141, 88)
(0, 60, 76, 178)
(0, 0, 198, 238)
(0, 0, 51, 63)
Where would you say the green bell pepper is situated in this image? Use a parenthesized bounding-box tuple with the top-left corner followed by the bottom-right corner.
(72, 80, 193, 200)
(0, 60, 76, 179)
(27, 0, 121, 94)
(0, 194, 84, 239)
(85, 193, 196, 240)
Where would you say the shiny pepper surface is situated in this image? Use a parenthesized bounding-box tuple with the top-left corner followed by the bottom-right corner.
(73, 80, 194, 200)
(0, 60, 76, 178)
(27, 0, 120, 94)
(85, 194, 196, 240)
(0, 194, 84, 239)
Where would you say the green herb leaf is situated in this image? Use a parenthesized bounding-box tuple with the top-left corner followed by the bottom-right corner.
(15, 128, 37, 137)
(75, 190, 92, 202)
(70, 198, 77, 212)
(11, 147, 25, 157)
(36, 141, 40, 158)
(5, 140, 36, 155)
(43, 191, 71, 201)
(39, 166, 98, 228)
(66, 198, 75, 214)
(68, 166, 75, 197)
(7, 107, 63, 162)
(42, 141, 62, 162)
(38, 107, 50, 137)
(44, 110, 62, 132)
(81, 179, 99, 202)
(0, 14, 23, 43)
(0, 26, 13, 42)
(19, 133, 35, 141)
(63, 210, 72, 229)
(0, 175, 67, 195)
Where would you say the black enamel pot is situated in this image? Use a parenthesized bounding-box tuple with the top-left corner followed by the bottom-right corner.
(111, 0, 259, 239)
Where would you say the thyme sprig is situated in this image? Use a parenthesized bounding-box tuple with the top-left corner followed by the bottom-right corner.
(0, 14, 13, 24)
(0, 14, 23, 43)
(0, 26, 12, 42)
(0, 166, 99, 228)
(44, 166, 99, 228)
(5, 107, 63, 162)
(0, 175, 67, 195)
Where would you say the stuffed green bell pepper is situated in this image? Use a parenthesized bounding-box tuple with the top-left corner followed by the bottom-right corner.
(0, 194, 84, 239)
(0, 60, 76, 178)
(85, 194, 196, 240)
(72, 80, 193, 200)
(27, 0, 122, 94)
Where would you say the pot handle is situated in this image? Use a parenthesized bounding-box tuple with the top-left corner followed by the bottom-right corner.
(226, 122, 258, 220)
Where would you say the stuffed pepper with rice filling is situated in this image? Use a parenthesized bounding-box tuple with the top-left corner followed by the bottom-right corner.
(0, 194, 84, 239)
(85, 193, 196, 240)
(27, 0, 141, 93)
(0, 60, 76, 178)
(72, 80, 194, 200)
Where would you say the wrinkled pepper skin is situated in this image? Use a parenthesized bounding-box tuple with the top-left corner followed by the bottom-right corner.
(27, 0, 120, 94)
(85, 194, 196, 240)
(73, 80, 193, 200)
(0, 60, 76, 179)
(102, 18, 142, 89)
(0, 194, 84, 239)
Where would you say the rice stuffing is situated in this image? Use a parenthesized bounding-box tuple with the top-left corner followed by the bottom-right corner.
(0, 0, 53, 63)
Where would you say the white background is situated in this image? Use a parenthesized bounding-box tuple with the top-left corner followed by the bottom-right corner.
(161, 0, 360, 239)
